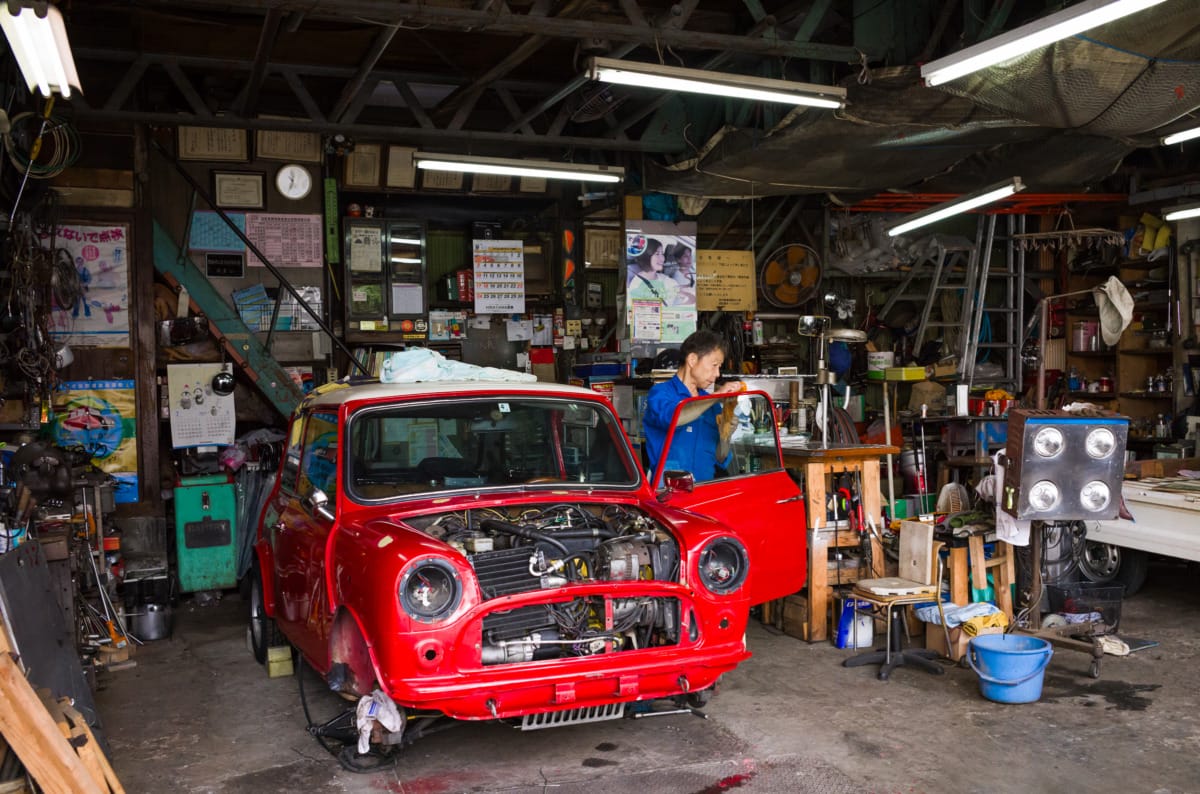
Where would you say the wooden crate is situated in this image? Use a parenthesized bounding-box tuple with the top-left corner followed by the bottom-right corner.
(781, 594, 809, 641)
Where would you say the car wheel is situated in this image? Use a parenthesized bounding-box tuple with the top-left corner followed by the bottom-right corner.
(1077, 541, 1148, 597)
(249, 568, 285, 664)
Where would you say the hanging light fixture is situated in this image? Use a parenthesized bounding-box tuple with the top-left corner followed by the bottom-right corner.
(921, 0, 1168, 86)
(1164, 203, 1200, 222)
(1161, 125, 1200, 146)
(0, 2, 81, 98)
(586, 56, 846, 109)
(887, 178, 1026, 237)
(412, 152, 623, 184)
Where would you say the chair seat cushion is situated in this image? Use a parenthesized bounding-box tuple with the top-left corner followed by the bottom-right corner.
(855, 577, 938, 596)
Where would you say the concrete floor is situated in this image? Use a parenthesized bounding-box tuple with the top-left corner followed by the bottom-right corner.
(96, 561, 1200, 794)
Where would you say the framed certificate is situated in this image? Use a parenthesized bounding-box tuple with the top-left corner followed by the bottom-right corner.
(213, 171, 265, 209)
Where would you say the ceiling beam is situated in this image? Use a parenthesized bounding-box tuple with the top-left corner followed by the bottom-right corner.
(69, 107, 676, 152)
(331, 23, 402, 123)
(236, 8, 284, 117)
(135, 1, 865, 61)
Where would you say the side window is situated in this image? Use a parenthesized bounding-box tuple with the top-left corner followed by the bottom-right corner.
(661, 393, 782, 484)
(296, 411, 339, 499)
(279, 415, 305, 494)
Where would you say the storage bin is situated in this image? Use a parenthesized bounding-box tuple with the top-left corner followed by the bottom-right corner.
(1047, 582, 1123, 632)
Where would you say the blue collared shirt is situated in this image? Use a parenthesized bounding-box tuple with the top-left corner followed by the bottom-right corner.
(642, 375, 730, 482)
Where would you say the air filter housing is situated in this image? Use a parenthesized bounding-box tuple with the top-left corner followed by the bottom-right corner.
(1002, 409, 1128, 521)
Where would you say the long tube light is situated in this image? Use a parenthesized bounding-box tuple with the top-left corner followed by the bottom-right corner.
(587, 56, 846, 109)
(412, 152, 623, 184)
(887, 177, 1026, 237)
(0, 3, 81, 98)
(921, 0, 1168, 86)
(1164, 204, 1200, 222)
(1162, 125, 1200, 146)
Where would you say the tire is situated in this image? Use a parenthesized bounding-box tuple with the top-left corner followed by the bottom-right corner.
(249, 567, 285, 664)
(1077, 541, 1149, 597)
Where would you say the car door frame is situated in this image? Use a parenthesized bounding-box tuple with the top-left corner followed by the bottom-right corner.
(652, 391, 807, 605)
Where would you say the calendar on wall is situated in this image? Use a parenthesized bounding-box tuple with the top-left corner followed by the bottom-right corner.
(472, 239, 525, 314)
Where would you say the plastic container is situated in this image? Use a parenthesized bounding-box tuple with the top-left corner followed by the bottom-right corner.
(866, 351, 894, 380)
(1047, 582, 1123, 632)
(834, 597, 875, 649)
(967, 633, 1053, 704)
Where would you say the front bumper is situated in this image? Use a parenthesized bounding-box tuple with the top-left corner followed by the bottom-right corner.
(379, 581, 750, 720)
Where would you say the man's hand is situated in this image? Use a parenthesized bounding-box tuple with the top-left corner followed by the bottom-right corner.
(713, 380, 744, 395)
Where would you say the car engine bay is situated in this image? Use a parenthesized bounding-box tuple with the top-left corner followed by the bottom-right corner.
(410, 504, 686, 665)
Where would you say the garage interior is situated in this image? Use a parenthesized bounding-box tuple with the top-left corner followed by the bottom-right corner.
(2, 1, 1200, 791)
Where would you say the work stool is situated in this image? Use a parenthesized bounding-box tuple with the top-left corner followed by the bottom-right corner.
(842, 522, 951, 681)
(968, 535, 1016, 624)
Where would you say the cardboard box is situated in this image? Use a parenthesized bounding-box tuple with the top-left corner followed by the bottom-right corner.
(925, 624, 1004, 662)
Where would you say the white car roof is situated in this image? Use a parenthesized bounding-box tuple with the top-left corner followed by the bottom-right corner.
(302, 379, 606, 411)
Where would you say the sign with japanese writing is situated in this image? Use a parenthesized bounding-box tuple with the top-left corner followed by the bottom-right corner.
(473, 239, 525, 314)
(696, 249, 757, 311)
(167, 364, 236, 449)
(52, 380, 138, 503)
(46, 224, 131, 347)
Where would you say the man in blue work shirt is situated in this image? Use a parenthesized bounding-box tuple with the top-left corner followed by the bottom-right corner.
(642, 330, 743, 483)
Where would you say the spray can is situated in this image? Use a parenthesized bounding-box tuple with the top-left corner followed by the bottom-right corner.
(751, 319, 764, 346)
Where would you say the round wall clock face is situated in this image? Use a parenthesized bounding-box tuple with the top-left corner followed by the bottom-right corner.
(276, 164, 312, 199)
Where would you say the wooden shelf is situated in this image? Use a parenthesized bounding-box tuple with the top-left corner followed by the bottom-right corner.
(1119, 348, 1174, 356)
(1067, 390, 1116, 400)
(1119, 391, 1174, 400)
(1068, 350, 1115, 357)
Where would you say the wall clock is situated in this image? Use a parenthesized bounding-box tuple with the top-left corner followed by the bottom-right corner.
(275, 164, 312, 200)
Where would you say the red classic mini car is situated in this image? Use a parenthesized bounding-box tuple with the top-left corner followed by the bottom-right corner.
(250, 379, 805, 753)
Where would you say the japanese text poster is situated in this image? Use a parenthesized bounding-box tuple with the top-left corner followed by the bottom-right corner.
(46, 224, 131, 347)
(625, 220, 696, 343)
(473, 239, 525, 314)
(52, 380, 139, 503)
(167, 364, 236, 449)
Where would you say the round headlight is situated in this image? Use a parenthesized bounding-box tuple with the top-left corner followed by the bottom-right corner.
(1032, 427, 1065, 458)
(1080, 480, 1111, 512)
(399, 559, 461, 622)
(1085, 427, 1116, 459)
(697, 538, 748, 595)
(1028, 480, 1061, 512)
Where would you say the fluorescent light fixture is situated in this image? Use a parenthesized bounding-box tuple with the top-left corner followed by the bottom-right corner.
(390, 257, 422, 264)
(922, 0, 1167, 86)
(0, 3, 81, 98)
(390, 237, 422, 245)
(887, 177, 1026, 237)
(587, 56, 846, 109)
(413, 152, 623, 184)
(1162, 125, 1200, 146)
(1164, 203, 1200, 222)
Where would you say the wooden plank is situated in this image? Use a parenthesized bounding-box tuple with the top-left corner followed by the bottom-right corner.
(0, 654, 104, 794)
(898, 521, 934, 585)
(950, 546, 970, 606)
(59, 702, 124, 794)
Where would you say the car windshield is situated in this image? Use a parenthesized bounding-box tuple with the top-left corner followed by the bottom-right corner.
(346, 396, 640, 501)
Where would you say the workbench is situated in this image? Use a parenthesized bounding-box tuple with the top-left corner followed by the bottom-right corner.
(778, 441, 898, 642)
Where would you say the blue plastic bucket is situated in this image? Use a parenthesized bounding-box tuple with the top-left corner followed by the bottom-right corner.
(966, 633, 1053, 704)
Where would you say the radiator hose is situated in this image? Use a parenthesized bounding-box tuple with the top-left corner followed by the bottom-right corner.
(480, 518, 570, 555)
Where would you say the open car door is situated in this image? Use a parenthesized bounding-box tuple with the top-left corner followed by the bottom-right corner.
(653, 391, 807, 605)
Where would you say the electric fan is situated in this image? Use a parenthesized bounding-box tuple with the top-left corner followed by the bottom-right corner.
(759, 243, 821, 308)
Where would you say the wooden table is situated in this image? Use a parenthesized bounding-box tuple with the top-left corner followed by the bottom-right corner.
(779, 442, 898, 642)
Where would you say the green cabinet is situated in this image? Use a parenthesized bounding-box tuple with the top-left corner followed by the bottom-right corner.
(174, 474, 238, 592)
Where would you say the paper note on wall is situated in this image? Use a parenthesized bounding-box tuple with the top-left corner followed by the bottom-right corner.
(696, 249, 757, 311)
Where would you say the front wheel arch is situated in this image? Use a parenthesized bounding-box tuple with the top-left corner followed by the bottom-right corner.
(328, 608, 380, 697)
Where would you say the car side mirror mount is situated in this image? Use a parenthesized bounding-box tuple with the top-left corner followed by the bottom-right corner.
(662, 470, 694, 494)
(304, 489, 335, 522)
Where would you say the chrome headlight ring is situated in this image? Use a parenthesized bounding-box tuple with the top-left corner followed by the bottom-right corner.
(398, 558, 462, 623)
(697, 537, 749, 595)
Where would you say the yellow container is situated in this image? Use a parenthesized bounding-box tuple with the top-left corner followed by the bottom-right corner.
(884, 366, 926, 381)
(267, 645, 294, 678)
